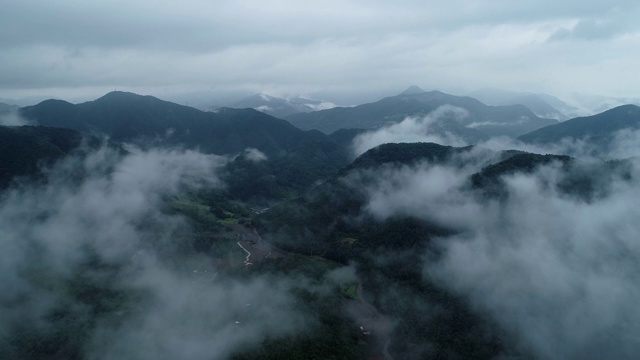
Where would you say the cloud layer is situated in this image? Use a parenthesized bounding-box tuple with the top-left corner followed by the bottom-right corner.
(0, 146, 310, 359)
(353, 106, 640, 160)
(1, 1, 639, 103)
(352, 105, 470, 156)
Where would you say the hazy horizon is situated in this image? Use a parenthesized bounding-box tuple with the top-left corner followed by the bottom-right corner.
(2, 1, 640, 106)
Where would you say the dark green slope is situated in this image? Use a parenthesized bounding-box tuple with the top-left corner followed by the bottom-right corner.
(20, 91, 332, 157)
(343, 142, 474, 172)
(327, 128, 367, 147)
(471, 152, 633, 201)
(223, 138, 350, 203)
(286, 90, 557, 138)
(518, 104, 640, 145)
(19, 99, 87, 131)
(256, 142, 514, 359)
(0, 126, 85, 188)
(260, 141, 633, 252)
(256, 141, 636, 359)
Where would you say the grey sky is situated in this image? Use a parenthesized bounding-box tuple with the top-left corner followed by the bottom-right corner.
(1, 0, 639, 103)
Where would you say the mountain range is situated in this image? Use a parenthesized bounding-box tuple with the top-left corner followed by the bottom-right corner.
(15, 91, 353, 204)
(19, 91, 336, 157)
(6, 90, 640, 193)
(285, 90, 558, 139)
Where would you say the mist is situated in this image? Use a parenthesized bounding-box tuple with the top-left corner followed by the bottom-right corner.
(0, 109, 31, 126)
(479, 128, 640, 160)
(352, 105, 469, 156)
(241, 148, 268, 162)
(353, 106, 640, 160)
(352, 147, 640, 359)
(0, 145, 312, 359)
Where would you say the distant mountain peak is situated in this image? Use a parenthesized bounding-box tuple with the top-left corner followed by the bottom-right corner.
(99, 90, 143, 99)
(287, 89, 556, 138)
(91, 91, 161, 105)
(400, 85, 425, 95)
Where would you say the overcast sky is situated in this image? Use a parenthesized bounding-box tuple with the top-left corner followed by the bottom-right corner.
(1, 0, 639, 104)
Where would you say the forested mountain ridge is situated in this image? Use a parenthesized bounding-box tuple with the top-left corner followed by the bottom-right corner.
(286, 90, 557, 138)
(255, 140, 637, 358)
(519, 104, 640, 145)
(20, 91, 335, 157)
(15, 92, 353, 203)
(519, 105, 640, 144)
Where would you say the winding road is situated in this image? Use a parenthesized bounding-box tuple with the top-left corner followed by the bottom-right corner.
(232, 225, 282, 266)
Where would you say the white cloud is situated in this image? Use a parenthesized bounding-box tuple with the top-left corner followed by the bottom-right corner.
(1, 1, 640, 103)
(0, 146, 311, 359)
(477, 128, 640, 159)
(0, 109, 30, 126)
(352, 105, 469, 156)
(352, 147, 640, 358)
(243, 147, 268, 162)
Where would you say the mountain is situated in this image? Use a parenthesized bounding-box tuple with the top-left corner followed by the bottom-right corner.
(255, 142, 506, 359)
(257, 141, 626, 258)
(342, 142, 474, 173)
(223, 93, 336, 118)
(255, 140, 638, 358)
(399, 85, 425, 95)
(285, 90, 557, 139)
(19, 91, 339, 157)
(518, 104, 640, 149)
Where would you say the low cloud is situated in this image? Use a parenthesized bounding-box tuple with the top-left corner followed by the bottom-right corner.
(305, 100, 337, 111)
(351, 148, 640, 359)
(0, 145, 310, 359)
(88, 272, 307, 360)
(478, 127, 640, 160)
(352, 105, 469, 156)
(242, 148, 268, 162)
(0, 109, 31, 126)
